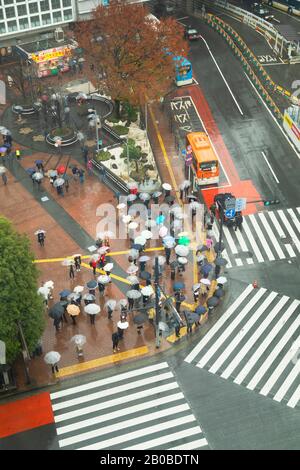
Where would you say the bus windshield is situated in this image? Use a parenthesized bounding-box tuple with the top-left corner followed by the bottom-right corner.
(200, 161, 218, 171)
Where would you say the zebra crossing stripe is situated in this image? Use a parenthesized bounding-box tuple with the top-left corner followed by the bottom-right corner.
(212, 223, 232, 268)
(287, 208, 300, 235)
(51, 362, 169, 400)
(52, 372, 174, 411)
(59, 403, 191, 448)
(257, 212, 286, 259)
(287, 384, 300, 409)
(56, 392, 185, 435)
(54, 382, 180, 423)
(77, 414, 197, 450)
(170, 437, 209, 450)
(223, 295, 290, 380)
(235, 226, 248, 252)
(241, 218, 264, 262)
(277, 210, 300, 253)
(248, 214, 275, 261)
(273, 354, 300, 403)
(246, 300, 300, 391)
(209, 291, 277, 375)
(124, 428, 207, 450)
(259, 334, 300, 397)
(198, 288, 266, 369)
(268, 211, 296, 258)
(223, 226, 238, 254)
(235, 299, 300, 386)
(184, 284, 254, 363)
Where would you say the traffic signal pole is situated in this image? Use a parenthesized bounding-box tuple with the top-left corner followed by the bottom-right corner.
(154, 257, 161, 349)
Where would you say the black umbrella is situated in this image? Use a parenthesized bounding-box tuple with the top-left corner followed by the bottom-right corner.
(214, 288, 225, 298)
(133, 313, 148, 325)
(140, 271, 151, 280)
(48, 303, 64, 319)
(194, 305, 207, 315)
(187, 312, 200, 322)
(87, 280, 97, 289)
(214, 242, 225, 253)
(207, 296, 219, 307)
(215, 257, 228, 266)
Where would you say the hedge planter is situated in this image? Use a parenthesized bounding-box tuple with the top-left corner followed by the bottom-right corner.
(12, 104, 36, 116)
(46, 127, 78, 147)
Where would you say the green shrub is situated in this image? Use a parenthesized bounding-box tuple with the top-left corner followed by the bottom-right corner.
(95, 150, 111, 162)
(113, 125, 129, 136)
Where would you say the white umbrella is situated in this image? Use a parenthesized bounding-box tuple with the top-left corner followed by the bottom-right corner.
(217, 276, 227, 284)
(182, 179, 191, 188)
(159, 226, 168, 238)
(73, 285, 84, 293)
(71, 335, 86, 346)
(190, 201, 201, 210)
(139, 192, 151, 201)
(175, 245, 189, 257)
(127, 181, 138, 189)
(193, 283, 201, 291)
(97, 230, 115, 238)
(44, 280, 54, 289)
(162, 183, 172, 191)
(44, 351, 61, 365)
(77, 92, 88, 100)
(72, 253, 82, 258)
(0, 166, 6, 174)
(97, 274, 111, 284)
(141, 230, 153, 240)
(128, 248, 139, 260)
(178, 257, 188, 265)
(84, 303, 101, 315)
(128, 221, 139, 230)
(103, 262, 114, 272)
(127, 289, 142, 299)
(117, 203, 126, 210)
(1, 129, 11, 136)
(134, 236, 146, 245)
(53, 178, 65, 187)
(145, 219, 156, 228)
(118, 299, 128, 308)
(48, 169, 58, 177)
(97, 246, 110, 254)
(122, 215, 132, 224)
(139, 255, 150, 262)
(32, 172, 44, 181)
(127, 265, 139, 274)
(141, 285, 154, 296)
(117, 320, 129, 330)
(170, 205, 182, 214)
(126, 275, 139, 284)
(62, 258, 75, 266)
(105, 299, 117, 310)
(90, 254, 100, 261)
(127, 194, 137, 202)
(164, 240, 175, 249)
(200, 278, 211, 286)
(34, 229, 46, 235)
(173, 219, 182, 230)
(157, 255, 166, 265)
(178, 231, 189, 238)
(175, 212, 186, 220)
(37, 286, 50, 299)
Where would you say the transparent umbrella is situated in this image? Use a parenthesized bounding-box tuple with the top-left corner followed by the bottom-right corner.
(162, 183, 172, 191)
(175, 245, 189, 257)
(71, 335, 86, 347)
(0, 166, 6, 174)
(34, 229, 46, 235)
(103, 263, 114, 272)
(105, 299, 117, 310)
(128, 221, 139, 230)
(159, 226, 168, 238)
(134, 236, 147, 245)
(82, 293, 96, 302)
(44, 351, 61, 365)
(141, 285, 154, 296)
(62, 259, 75, 266)
(117, 203, 126, 210)
(139, 255, 150, 262)
(37, 286, 50, 299)
(126, 275, 139, 284)
(127, 290, 142, 299)
(127, 194, 137, 202)
(84, 303, 101, 315)
(90, 254, 100, 262)
(141, 230, 153, 240)
(139, 192, 151, 201)
(118, 299, 128, 308)
(73, 285, 84, 293)
(200, 278, 211, 286)
(97, 246, 110, 254)
(97, 274, 111, 284)
(178, 257, 188, 264)
(122, 215, 132, 224)
(216, 276, 227, 284)
(44, 280, 54, 289)
(53, 178, 65, 187)
(127, 265, 139, 274)
(128, 248, 139, 260)
(32, 172, 44, 181)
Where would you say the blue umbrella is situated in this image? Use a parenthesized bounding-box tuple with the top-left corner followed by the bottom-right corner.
(26, 167, 36, 175)
(87, 280, 97, 289)
(173, 282, 185, 291)
(195, 305, 207, 315)
(201, 263, 213, 275)
(131, 243, 142, 251)
(35, 159, 43, 164)
(163, 236, 175, 245)
(156, 214, 165, 225)
(59, 289, 72, 297)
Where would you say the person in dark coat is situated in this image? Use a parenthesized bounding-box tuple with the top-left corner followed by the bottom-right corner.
(90, 259, 97, 275)
(69, 263, 75, 279)
(128, 297, 134, 311)
(112, 331, 120, 352)
(98, 282, 105, 296)
(174, 291, 185, 313)
(164, 247, 171, 265)
(37, 232, 45, 246)
(74, 255, 81, 272)
(2, 173, 7, 185)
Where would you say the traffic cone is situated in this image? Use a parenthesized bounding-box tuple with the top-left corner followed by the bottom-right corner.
(252, 280, 258, 288)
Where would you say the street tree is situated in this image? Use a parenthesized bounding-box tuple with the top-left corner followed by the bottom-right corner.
(5, 60, 36, 103)
(75, 0, 188, 115)
(0, 217, 45, 363)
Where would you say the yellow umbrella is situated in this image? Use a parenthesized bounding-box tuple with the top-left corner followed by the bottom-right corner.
(67, 304, 80, 316)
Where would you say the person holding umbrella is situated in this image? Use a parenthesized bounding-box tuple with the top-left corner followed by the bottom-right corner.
(112, 331, 120, 353)
(69, 262, 75, 279)
(44, 351, 61, 374)
(74, 254, 81, 272)
(90, 258, 97, 275)
(174, 290, 185, 313)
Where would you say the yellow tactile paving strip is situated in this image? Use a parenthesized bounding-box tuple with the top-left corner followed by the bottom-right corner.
(56, 346, 149, 378)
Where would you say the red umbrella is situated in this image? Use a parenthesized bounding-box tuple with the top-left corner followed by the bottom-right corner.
(57, 165, 66, 174)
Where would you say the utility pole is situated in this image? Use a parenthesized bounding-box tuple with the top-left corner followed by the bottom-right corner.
(154, 257, 161, 349)
(17, 320, 31, 385)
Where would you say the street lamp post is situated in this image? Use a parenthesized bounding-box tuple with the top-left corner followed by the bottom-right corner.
(95, 112, 101, 152)
(154, 257, 161, 349)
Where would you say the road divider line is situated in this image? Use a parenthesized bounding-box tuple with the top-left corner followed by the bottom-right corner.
(261, 151, 280, 183)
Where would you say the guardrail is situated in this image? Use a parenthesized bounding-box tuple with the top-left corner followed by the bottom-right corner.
(190, 0, 292, 59)
(92, 158, 130, 195)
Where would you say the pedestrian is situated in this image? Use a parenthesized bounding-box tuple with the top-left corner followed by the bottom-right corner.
(87, 159, 93, 176)
(112, 331, 120, 353)
(193, 286, 200, 303)
(83, 147, 89, 164)
(179, 187, 184, 201)
(1, 173, 7, 185)
(174, 290, 185, 313)
(79, 168, 85, 184)
(107, 305, 113, 319)
(37, 231, 45, 247)
(210, 203, 217, 217)
(174, 319, 181, 338)
(206, 238, 213, 251)
(128, 297, 134, 311)
(90, 63, 95, 72)
(90, 313, 96, 325)
(170, 265, 176, 281)
(69, 263, 75, 279)
(196, 251, 205, 270)
(90, 259, 97, 275)
(99, 254, 106, 268)
(53, 317, 61, 332)
(72, 165, 79, 180)
(51, 362, 59, 374)
(234, 212, 243, 231)
(98, 282, 105, 296)
(164, 247, 171, 265)
(65, 179, 69, 193)
(74, 255, 81, 272)
(148, 307, 155, 325)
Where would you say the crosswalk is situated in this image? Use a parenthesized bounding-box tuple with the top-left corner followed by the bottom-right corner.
(212, 207, 300, 268)
(50, 362, 209, 450)
(185, 285, 300, 409)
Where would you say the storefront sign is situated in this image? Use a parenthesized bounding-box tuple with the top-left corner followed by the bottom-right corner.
(30, 46, 71, 63)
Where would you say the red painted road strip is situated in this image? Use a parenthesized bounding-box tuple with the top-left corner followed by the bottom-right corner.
(0, 392, 54, 438)
(174, 84, 262, 215)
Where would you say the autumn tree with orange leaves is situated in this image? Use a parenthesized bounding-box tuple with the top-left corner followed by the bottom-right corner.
(75, 0, 188, 115)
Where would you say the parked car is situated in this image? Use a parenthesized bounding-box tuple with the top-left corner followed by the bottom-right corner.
(252, 2, 275, 20)
(184, 26, 200, 40)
